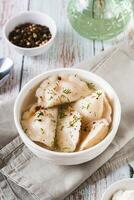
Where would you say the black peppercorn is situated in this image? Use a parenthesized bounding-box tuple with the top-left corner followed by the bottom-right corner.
(8, 23, 52, 48)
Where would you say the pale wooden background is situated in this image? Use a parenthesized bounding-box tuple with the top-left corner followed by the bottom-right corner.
(0, 0, 133, 199)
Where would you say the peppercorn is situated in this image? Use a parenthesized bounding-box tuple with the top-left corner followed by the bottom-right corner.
(8, 23, 52, 48)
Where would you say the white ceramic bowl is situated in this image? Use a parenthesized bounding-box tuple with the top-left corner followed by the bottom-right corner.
(3, 11, 57, 56)
(14, 68, 121, 165)
(101, 178, 134, 200)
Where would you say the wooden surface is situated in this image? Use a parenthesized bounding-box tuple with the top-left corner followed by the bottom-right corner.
(0, 0, 132, 199)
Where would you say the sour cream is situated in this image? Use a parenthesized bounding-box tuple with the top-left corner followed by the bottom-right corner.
(112, 190, 134, 200)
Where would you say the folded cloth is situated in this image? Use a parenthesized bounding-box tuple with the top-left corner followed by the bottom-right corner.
(0, 172, 33, 200)
(1, 42, 134, 200)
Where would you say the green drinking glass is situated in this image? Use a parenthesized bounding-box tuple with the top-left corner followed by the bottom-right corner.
(67, 0, 133, 40)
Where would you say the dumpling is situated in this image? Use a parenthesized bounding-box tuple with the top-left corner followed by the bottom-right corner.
(56, 105, 81, 152)
(78, 119, 109, 151)
(73, 90, 104, 123)
(36, 75, 57, 108)
(103, 97, 112, 124)
(36, 74, 92, 108)
(21, 104, 58, 149)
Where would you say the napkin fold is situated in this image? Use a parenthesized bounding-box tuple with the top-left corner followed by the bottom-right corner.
(1, 43, 134, 200)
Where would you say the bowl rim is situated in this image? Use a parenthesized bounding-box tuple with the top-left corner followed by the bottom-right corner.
(14, 68, 121, 157)
(3, 11, 57, 51)
(101, 178, 134, 200)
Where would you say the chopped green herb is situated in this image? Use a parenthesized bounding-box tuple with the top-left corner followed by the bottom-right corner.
(82, 102, 91, 109)
(59, 110, 67, 118)
(62, 88, 71, 94)
(48, 96, 53, 101)
(96, 91, 102, 98)
(86, 82, 96, 90)
(62, 147, 71, 151)
(40, 128, 45, 134)
(86, 103, 90, 109)
(49, 89, 56, 96)
(61, 94, 70, 102)
(48, 88, 58, 100)
(69, 115, 80, 127)
(51, 141, 55, 146)
(37, 111, 44, 118)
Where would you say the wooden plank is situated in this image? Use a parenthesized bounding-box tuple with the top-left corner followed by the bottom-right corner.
(65, 165, 130, 200)
(20, 0, 94, 88)
(0, 0, 29, 100)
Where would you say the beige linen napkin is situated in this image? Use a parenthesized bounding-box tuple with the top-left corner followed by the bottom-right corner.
(0, 42, 134, 200)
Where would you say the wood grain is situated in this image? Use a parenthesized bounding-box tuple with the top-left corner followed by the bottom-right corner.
(65, 165, 130, 200)
(0, 0, 29, 100)
(20, 0, 95, 88)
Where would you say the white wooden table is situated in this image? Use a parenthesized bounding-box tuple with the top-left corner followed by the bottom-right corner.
(0, 0, 133, 199)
